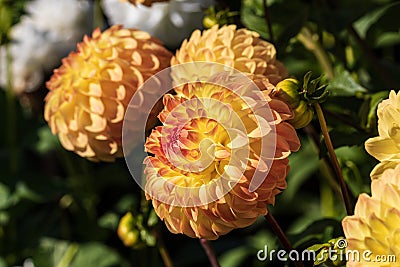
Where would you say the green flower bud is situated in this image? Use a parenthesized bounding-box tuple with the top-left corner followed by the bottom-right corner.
(289, 100, 314, 129)
(117, 212, 139, 247)
(203, 16, 218, 29)
(275, 78, 301, 108)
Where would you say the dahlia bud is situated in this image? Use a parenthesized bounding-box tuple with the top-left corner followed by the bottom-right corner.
(44, 25, 173, 162)
(274, 78, 301, 108)
(290, 101, 314, 129)
(118, 212, 140, 247)
(273, 78, 314, 129)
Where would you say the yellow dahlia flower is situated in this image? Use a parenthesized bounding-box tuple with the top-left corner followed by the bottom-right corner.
(342, 164, 400, 267)
(365, 90, 400, 179)
(45, 25, 173, 162)
(144, 73, 300, 240)
(120, 0, 169, 7)
(171, 25, 288, 86)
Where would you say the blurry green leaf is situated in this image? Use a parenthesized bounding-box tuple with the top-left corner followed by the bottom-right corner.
(329, 127, 369, 148)
(98, 212, 119, 231)
(241, 0, 308, 48)
(14, 182, 43, 202)
(147, 209, 159, 227)
(307, 243, 330, 252)
(34, 238, 70, 267)
(247, 230, 278, 250)
(0, 258, 7, 267)
(290, 219, 343, 248)
(310, 0, 378, 35)
(34, 126, 60, 154)
(269, 1, 309, 48)
(283, 138, 319, 202)
(220, 247, 251, 267)
(314, 249, 329, 266)
(241, 0, 268, 39)
(115, 195, 137, 213)
(365, 2, 400, 47)
(353, 3, 393, 38)
(0, 211, 9, 225)
(365, 91, 389, 130)
(327, 69, 367, 97)
(71, 242, 126, 267)
(0, 183, 10, 209)
(34, 238, 127, 267)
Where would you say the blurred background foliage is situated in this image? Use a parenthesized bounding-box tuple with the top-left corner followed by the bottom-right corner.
(0, 0, 399, 266)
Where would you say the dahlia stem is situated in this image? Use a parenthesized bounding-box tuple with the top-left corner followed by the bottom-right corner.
(157, 238, 174, 267)
(199, 239, 220, 267)
(303, 125, 344, 200)
(262, 0, 275, 44)
(93, 0, 104, 29)
(313, 103, 353, 215)
(297, 27, 334, 80)
(264, 211, 304, 267)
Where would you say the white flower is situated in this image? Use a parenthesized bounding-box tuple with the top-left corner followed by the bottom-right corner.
(0, 0, 93, 94)
(25, 0, 92, 41)
(101, 0, 214, 48)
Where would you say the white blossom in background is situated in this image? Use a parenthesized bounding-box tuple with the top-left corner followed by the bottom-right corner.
(0, 0, 93, 94)
(101, 0, 214, 48)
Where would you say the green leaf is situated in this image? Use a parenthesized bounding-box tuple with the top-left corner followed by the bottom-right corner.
(34, 126, 61, 154)
(71, 243, 126, 267)
(366, 91, 390, 130)
(98, 212, 119, 231)
(327, 69, 367, 97)
(282, 138, 319, 202)
(0, 183, 10, 209)
(34, 238, 127, 267)
(353, 3, 393, 38)
(307, 243, 330, 252)
(314, 249, 329, 266)
(365, 2, 400, 47)
(219, 247, 251, 267)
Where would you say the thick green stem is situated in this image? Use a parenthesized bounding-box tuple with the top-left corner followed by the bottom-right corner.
(199, 239, 220, 267)
(262, 0, 275, 44)
(158, 239, 174, 267)
(314, 103, 353, 215)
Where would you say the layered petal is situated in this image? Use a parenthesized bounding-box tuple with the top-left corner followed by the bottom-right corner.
(45, 25, 173, 161)
(171, 25, 288, 87)
(144, 73, 300, 240)
(365, 90, 400, 176)
(342, 164, 400, 266)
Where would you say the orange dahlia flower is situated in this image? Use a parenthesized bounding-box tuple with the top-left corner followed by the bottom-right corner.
(171, 25, 288, 86)
(45, 25, 173, 162)
(342, 164, 400, 267)
(144, 72, 300, 240)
